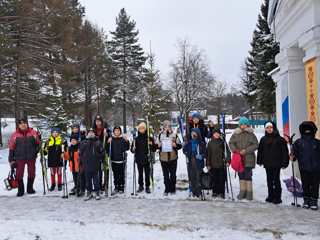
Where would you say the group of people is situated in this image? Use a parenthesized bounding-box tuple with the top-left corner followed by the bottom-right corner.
(6, 113, 320, 210)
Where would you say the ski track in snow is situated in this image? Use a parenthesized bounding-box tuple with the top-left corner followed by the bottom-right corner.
(0, 130, 319, 240)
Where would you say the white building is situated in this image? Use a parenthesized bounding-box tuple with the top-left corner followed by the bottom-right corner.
(269, 0, 320, 137)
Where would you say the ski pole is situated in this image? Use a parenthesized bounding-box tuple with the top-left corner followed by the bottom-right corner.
(108, 137, 113, 196)
(227, 164, 234, 201)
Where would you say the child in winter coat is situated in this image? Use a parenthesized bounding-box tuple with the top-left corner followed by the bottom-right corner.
(206, 128, 230, 199)
(158, 120, 182, 196)
(79, 129, 105, 201)
(64, 134, 83, 196)
(183, 128, 206, 198)
(131, 122, 157, 194)
(257, 122, 289, 204)
(108, 126, 130, 194)
(292, 121, 320, 210)
(229, 117, 258, 201)
(44, 127, 64, 192)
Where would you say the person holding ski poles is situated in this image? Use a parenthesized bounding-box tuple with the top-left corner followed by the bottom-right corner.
(292, 121, 320, 210)
(131, 122, 156, 194)
(229, 117, 258, 201)
(206, 128, 231, 199)
(158, 120, 182, 196)
(183, 128, 206, 199)
(92, 115, 111, 191)
(108, 126, 130, 194)
(44, 127, 65, 192)
(8, 118, 40, 197)
(257, 122, 289, 204)
(79, 128, 105, 201)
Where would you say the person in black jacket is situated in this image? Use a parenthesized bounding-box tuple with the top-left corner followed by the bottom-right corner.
(187, 112, 208, 143)
(292, 121, 320, 210)
(79, 129, 105, 201)
(257, 122, 289, 204)
(108, 126, 130, 193)
(131, 122, 156, 194)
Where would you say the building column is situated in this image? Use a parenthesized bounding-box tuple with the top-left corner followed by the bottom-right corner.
(275, 47, 307, 137)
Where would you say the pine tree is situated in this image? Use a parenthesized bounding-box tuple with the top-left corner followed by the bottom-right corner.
(142, 49, 170, 129)
(242, 0, 279, 117)
(108, 8, 146, 132)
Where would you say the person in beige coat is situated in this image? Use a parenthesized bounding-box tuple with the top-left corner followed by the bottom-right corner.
(229, 117, 258, 201)
(157, 120, 182, 196)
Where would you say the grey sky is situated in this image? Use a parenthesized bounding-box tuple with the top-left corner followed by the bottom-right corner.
(80, 0, 261, 88)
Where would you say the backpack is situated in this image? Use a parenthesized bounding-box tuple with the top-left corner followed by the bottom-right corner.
(231, 152, 244, 173)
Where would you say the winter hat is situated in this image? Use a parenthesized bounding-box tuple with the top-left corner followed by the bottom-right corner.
(299, 121, 317, 136)
(239, 117, 250, 126)
(71, 123, 80, 129)
(264, 122, 274, 129)
(191, 128, 201, 138)
(113, 126, 122, 134)
(137, 122, 147, 131)
(192, 112, 202, 120)
(51, 127, 61, 134)
(17, 117, 28, 125)
(212, 128, 221, 135)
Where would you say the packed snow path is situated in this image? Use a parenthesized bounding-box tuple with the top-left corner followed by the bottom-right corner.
(0, 195, 319, 240)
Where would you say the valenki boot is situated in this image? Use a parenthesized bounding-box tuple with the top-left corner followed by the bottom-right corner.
(237, 180, 246, 200)
(246, 181, 253, 201)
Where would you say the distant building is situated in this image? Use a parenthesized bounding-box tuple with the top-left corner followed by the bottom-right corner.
(268, 0, 320, 137)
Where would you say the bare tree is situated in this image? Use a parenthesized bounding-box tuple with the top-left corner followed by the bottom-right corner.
(170, 39, 215, 120)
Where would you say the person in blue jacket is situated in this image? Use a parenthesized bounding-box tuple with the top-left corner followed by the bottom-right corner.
(183, 128, 206, 198)
(292, 121, 320, 210)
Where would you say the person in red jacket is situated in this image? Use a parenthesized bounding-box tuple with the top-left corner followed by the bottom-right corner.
(8, 118, 40, 197)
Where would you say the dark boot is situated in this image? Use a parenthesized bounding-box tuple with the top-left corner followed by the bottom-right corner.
(137, 186, 144, 193)
(58, 184, 63, 191)
(303, 198, 310, 209)
(27, 178, 36, 194)
(145, 187, 151, 194)
(17, 180, 25, 197)
(310, 198, 319, 211)
(49, 184, 56, 192)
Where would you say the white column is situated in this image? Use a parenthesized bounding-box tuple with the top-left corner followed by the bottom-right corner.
(276, 47, 307, 137)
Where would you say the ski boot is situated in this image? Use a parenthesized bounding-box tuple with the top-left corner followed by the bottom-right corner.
(27, 178, 36, 194)
(145, 187, 151, 194)
(94, 192, 101, 201)
(69, 187, 76, 196)
(84, 192, 93, 201)
(310, 198, 318, 211)
(303, 198, 310, 209)
(49, 184, 56, 192)
(17, 180, 25, 197)
(137, 186, 144, 193)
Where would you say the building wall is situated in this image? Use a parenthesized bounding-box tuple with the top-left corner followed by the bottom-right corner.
(270, 0, 320, 138)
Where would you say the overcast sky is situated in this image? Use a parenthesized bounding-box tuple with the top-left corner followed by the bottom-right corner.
(80, 0, 262, 88)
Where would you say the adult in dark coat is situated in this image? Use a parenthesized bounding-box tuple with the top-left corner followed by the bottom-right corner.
(131, 122, 156, 193)
(257, 122, 289, 204)
(292, 121, 320, 210)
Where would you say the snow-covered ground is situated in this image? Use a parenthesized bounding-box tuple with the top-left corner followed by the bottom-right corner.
(0, 130, 319, 240)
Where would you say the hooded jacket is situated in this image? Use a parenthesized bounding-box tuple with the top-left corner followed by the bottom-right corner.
(293, 121, 320, 171)
(8, 127, 40, 163)
(79, 137, 105, 173)
(183, 128, 206, 170)
(229, 127, 258, 168)
(257, 122, 289, 169)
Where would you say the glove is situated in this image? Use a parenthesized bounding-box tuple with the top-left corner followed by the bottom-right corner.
(203, 166, 209, 173)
